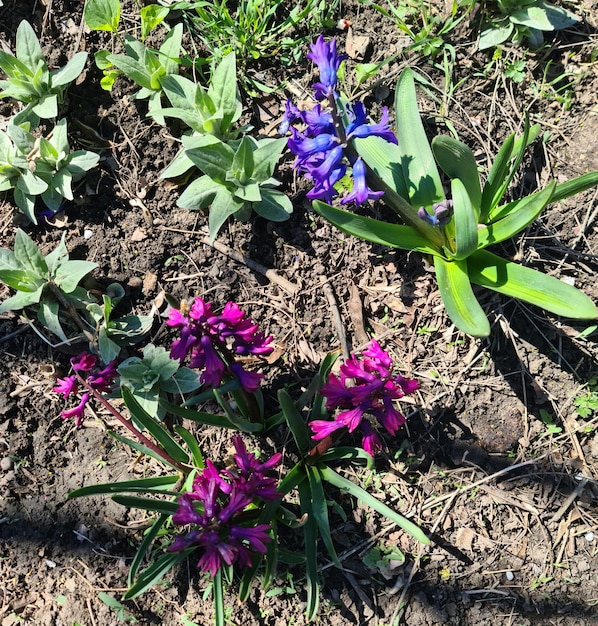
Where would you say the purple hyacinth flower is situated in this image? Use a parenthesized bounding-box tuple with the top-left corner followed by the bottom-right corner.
(169, 442, 280, 576)
(341, 158, 384, 206)
(71, 352, 97, 372)
(307, 35, 345, 99)
(311, 340, 419, 454)
(166, 297, 273, 391)
(61, 392, 90, 428)
(345, 103, 397, 144)
(53, 375, 78, 398)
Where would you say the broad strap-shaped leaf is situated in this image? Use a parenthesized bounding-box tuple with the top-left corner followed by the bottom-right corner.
(352, 135, 446, 250)
(312, 200, 441, 255)
(69, 474, 181, 498)
(173, 426, 204, 468)
(468, 248, 598, 319)
(434, 255, 490, 336)
(122, 387, 189, 464)
(481, 120, 541, 221)
(432, 134, 482, 210)
(128, 513, 169, 585)
(306, 465, 340, 566)
(159, 398, 238, 429)
(319, 466, 430, 545)
(489, 171, 598, 224)
(480, 132, 515, 221)
(279, 388, 311, 454)
(446, 178, 478, 260)
(477, 182, 555, 249)
(124, 547, 195, 600)
(394, 68, 445, 208)
(111, 494, 179, 515)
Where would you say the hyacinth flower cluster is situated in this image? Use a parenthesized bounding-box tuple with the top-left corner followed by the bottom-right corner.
(280, 36, 397, 205)
(169, 435, 282, 576)
(167, 297, 273, 392)
(53, 353, 118, 428)
(310, 340, 419, 455)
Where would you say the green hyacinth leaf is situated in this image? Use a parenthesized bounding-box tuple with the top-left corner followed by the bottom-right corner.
(468, 249, 598, 319)
(432, 134, 482, 211)
(434, 255, 490, 337)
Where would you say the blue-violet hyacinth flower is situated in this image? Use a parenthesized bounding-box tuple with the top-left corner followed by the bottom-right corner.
(310, 340, 419, 455)
(169, 437, 281, 576)
(53, 353, 118, 427)
(306, 35, 346, 100)
(166, 297, 273, 392)
(283, 37, 397, 206)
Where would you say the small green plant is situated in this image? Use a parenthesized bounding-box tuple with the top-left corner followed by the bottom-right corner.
(0, 230, 152, 360)
(95, 24, 184, 121)
(478, 0, 579, 50)
(0, 20, 88, 118)
(170, 0, 338, 83)
(0, 117, 100, 223)
(117, 343, 201, 420)
(155, 52, 247, 179)
(86, 282, 154, 363)
(158, 53, 292, 240)
(574, 378, 598, 418)
(98, 592, 138, 623)
(0, 229, 97, 342)
(177, 134, 292, 241)
(358, 0, 473, 60)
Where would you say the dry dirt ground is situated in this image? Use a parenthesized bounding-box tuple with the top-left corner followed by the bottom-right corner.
(1, 1, 598, 625)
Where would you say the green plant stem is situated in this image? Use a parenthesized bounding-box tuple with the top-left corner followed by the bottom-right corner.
(47, 282, 95, 343)
(76, 372, 188, 473)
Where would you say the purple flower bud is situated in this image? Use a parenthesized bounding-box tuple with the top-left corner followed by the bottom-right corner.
(307, 36, 346, 99)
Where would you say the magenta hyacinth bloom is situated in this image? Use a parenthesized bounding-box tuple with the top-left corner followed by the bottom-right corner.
(282, 37, 397, 206)
(169, 438, 281, 576)
(53, 352, 118, 427)
(310, 340, 419, 455)
(166, 297, 273, 392)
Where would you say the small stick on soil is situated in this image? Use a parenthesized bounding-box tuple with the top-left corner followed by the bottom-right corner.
(321, 278, 350, 360)
(549, 477, 589, 524)
(159, 226, 299, 296)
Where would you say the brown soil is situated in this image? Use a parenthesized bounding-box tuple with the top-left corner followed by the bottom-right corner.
(1, 1, 598, 625)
